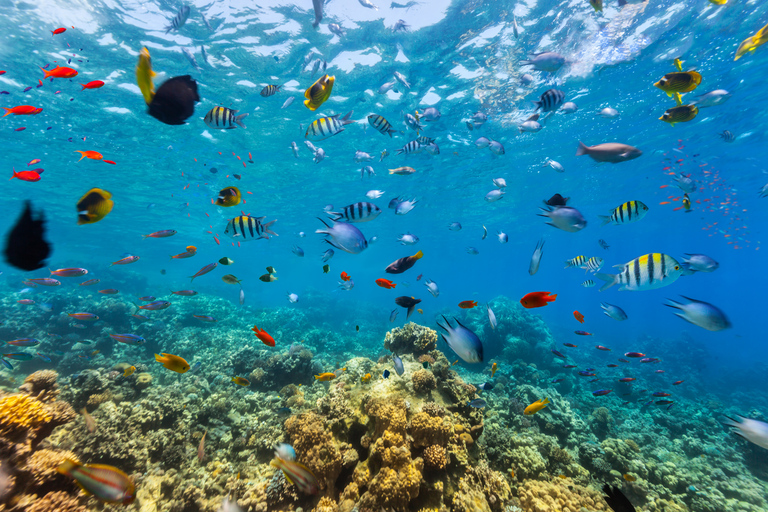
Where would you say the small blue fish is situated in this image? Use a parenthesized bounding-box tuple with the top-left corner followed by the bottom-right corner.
(37, 352, 52, 362)
(389, 309, 398, 323)
(109, 333, 146, 345)
(292, 246, 305, 257)
(468, 398, 487, 408)
(0, 358, 13, 370)
(3, 353, 33, 361)
(383, 369, 390, 379)
(321, 249, 334, 262)
(393, 355, 404, 376)
(188, 361, 202, 373)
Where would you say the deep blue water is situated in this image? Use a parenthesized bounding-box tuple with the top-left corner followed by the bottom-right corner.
(1, 0, 767, 392)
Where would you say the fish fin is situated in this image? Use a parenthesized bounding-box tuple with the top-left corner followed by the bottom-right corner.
(235, 114, 248, 128)
(262, 219, 278, 236)
(412, 250, 423, 260)
(598, 215, 612, 226)
(154, 353, 165, 363)
(595, 272, 618, 292)
(406, 306, 414, 319)
(342, 110, 354, 125)
(575, 141, 588, 156)
(56, 458, 79, 476)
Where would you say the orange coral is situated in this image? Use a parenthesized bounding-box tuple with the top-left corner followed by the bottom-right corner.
(518, 479, 608, 512)
(409, 412, 452, 448)
(284, 412, 342, 493)
(422, 445, 448, 470)
(0, 394, 51, 431)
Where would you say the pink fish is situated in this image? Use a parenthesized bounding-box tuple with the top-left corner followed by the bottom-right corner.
(189, 262, 217, 281)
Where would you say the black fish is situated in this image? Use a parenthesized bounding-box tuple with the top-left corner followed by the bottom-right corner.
(602, 484, 636, 512)
(4, 201, 51, 271)
(534, 88, 565, 112)
(544, 193, 569, 206)
(148, 75, 200, 125)
(385, 250, 423, 274)
(394, 296, 421, 319)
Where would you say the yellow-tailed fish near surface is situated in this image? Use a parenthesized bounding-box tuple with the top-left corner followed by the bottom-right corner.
(271, 457, 319, 495)
(305, 111, 354, 141)
(653, 71, 701, 96)
(57, 459, 135, 504)
(595, 253, 682, 292)
(524, 397, 550, 415)
(735, 22, 768, 61)
(304, 74, 335, 111)
(659, 105, 698, 127)
(599, 200, 649, 226)
(135, 47, 156, 105)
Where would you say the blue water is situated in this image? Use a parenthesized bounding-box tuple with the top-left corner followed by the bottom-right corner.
(1, 0, 768, 508)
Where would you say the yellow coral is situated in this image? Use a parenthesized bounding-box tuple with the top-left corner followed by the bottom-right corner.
(410, 412, 452, 448)
(0, 394, 51, 430)
(518, 479, 608, 512)
(422, 445, 448, 470)
(411, 369, 437, 394)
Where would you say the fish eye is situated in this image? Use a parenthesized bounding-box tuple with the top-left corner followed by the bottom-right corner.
(674, 265, 680, 270)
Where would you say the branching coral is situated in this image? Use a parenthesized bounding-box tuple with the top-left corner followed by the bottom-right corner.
(384, 322, 437, 355)
(0, 394, 51, 432)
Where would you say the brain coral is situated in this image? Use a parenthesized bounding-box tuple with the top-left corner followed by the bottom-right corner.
(518, 479, 608, 512)
(384, 322, 437, 355)
(19, 370, 60, 402)
(411, 369, 437, 394)
(284, 412, 342, 493)
(410, 412, 453, 448)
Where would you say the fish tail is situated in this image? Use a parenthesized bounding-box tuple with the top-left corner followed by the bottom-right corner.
(234, 113, 248, 128)
(595, 272, 618, 292)
(39, 67, 51, 79)
(575, 141, 588, 156)
(598, 215, 612, 226)
(1, 107, 11, 117)
(56, 458, 79, 476)
(9, 167, 17, 180)
(412, 250, 423, 260)
(263, 220, 278, 236)
(80, 84, 86, 90)
(406, 306, 414, 320)
(548, 294, 557, 301)
(341, 110, 354, 125)
(154, 353, 165, 363)
(542, 397, 550, 405)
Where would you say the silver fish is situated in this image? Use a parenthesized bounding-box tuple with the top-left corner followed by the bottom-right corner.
(239, 288, 245, 305)
(165, 5, 191, 33)
(485, 190, 504, 202)
(576, 141, 642, 163)
(475, 137, 491, 148)
(493, 178, 506, 188)
(520, 52, 566, 73)
(666, 296, 731, 331)
(316, 218, 368, 254)
(424, 279, 439, 297)
(394, 71, 410, 89)
(544, 159, 564, 172)
(200, 12, 213, 31)
(693, 89, 730, 108)
(359, 0, 379, 9)
(496, 231, 508, 243)
(328, 23, 344, 37)
(182, 48, 200, 71)
(561, 102, 578, 113)
(390, 309, 398, 322)
(682, 253, 718, 272)
(488, 140, 505, 155)
(366, 190, 385, 199)
(360, 166, 375, 179)
(393, 355, 404, 376)
(466, 247, 479, 255)
(379, 81, 397, 94)
(486, 303, 497, 329)
(291, 142, 299, 158)
(312, 0, 323, 28)
(287, 293, 299, 303)
(448, 222, 462, 231)
(354, 151, 373, 162)
(418, 107, 441, 121)
(600, 302, 627, 321)
(538, 206, 587, 233)
(398, 233, 419, 245)
(599, 107, 619, 118)
(512, 16, 519, 39)
(282, 97, 295, 109)
(437, 316, 483, 363)
(321, 249, 334, 262)
(529, 238, 544, 275)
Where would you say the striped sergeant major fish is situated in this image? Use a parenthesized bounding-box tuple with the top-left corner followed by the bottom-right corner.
(260, 85, 281, 97)
(599, 200, 649, 226)
(328, 202, 382, 223)
(534, 88, 565, 112)
(224, 215, 278, 241)
(305, 111, 354, 141)
(395, 140, 422, 155)
(584, 256, 604, 273)
(165, 5, 191, 34)
(204, 106, 247, 129)
(564, 255, 587, 269)
(596, 253, 682, 292)
(367, 114, 398, 137)
(416, 135, 435, 146)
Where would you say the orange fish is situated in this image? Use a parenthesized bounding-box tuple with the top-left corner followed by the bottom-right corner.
(375, 278, 396, 289)
(75, 150, 103, 162)
(490, 362, 498, 377)
(51, 27, 66, 35)
(458, 300, 478, 309)
(10, 168, 41, 182)
(340, 272, 351, 282)
(252, 325, 275, 347)
(520, 291, 557, 309)
(573, 311, 584, 323)
(2, 105, 40, 117)
(80, 81, 105, 90)
(41, 65, 78, 79)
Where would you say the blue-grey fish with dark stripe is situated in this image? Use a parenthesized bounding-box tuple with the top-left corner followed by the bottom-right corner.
(534, 89, 566, 112)
(260, 85, 282, 97)
(367, 114, 398, 137)
(204, 106, 247, 129)
(224, 215, 278, 241)
(305, 111, 354, 141)
(328, 202, 381, 223)
(599, 200, 649, 226)
(396, 140, 422, 155)
(165, 5, 191, 33)
(437, 316, 483, 363)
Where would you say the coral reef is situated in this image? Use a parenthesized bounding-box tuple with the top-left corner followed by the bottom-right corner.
(384, 322, 437, 356)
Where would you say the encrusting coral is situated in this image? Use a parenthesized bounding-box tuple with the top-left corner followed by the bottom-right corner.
(384, 322, 438, 356)
(411, 369, 437, 395)
(517, 478, 609, 512)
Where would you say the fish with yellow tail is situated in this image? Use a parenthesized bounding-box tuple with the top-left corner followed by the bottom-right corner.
(154, 353, 190, 373)
(57, 459, 135, 504)
(215, 186, 241, 207)
(385, 250, 423, 274)
(734, 22, 768, 61)
(524, 397, 550, 415)
(271, 456, 318, 495)
(654, 71, 702, 97)
(304, 74, 334, 111)
(314, 372, 336, 381)
(361, 373, 372, 383)
(595, 253, 682, 292)
(660, 105, 698, 127)
(135, 47, 156, 104)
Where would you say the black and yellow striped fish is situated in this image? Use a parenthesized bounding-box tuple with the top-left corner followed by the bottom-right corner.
(260, 85, 281, 97)
(305, 111, 354, 141)
(564, 255, 587, 269)
(599, 200, 649, 226)
(367, 114, 397, 137)
(395, 140, 422, 155)
(653, 71, 702, 96)
(224, 215, 278, 241)
(659, 105, 698, 127)
(584, 256, 604, 273)
(77, 188, 114, 225)
(215, 187, 241, 207)
(204, 106, 247, 129)
(304, 74, 335, 111)
(596, 253, 682, 292)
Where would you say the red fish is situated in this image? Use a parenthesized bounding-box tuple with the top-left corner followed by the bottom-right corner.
(51, 27, 67, 35)
(75, 150, 103, 161)
(80, 81, 105, 90)
(672, 380, 684, 386)
(98, 289, 119, 294)
(103, 160, 116, 165)
(416, 274, 423, 281)
(624, 352, 645, 358)
(618, 377, 636, 382)
(375, 278, 397, 289)
(520, 291, 557, 308)
(252, 325, 275, 347)
(573, 310, 584, 323)
(14, 127, 25, 132)
(595, 345, 611, 351)
(2, 105, 40, 117)
(10, 168, 41, 182)
(110, 255, 139, 266)
(458, 300, 478, 309)
(574, 330, 593, 336)
(563, 343, 578, 348)
(41, 65, 78, 79)
(606, 364, 618, 368)
(340, 271, 351, 282)
(27, 159, 41, 166)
